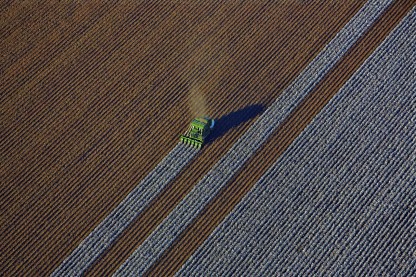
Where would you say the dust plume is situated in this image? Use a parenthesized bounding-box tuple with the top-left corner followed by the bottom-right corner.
(181, 3, 235, 118)
(188, 84, 207, 117)
(183, 42, 229, 118)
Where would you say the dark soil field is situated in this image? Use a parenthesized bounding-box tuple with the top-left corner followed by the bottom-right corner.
(1, 1, 413, 276)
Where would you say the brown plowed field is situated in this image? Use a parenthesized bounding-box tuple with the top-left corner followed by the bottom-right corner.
(4, 0, 406, 276)
(1, 2, 218, 274)
(145, 1, 416, 276)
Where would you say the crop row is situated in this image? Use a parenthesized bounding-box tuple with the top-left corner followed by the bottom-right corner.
(264, 0, 396, 118)
(2, 1, 229, 216)
(113, 0, 395, 275)
(2, 0, 141, 204)
(1, 1, 115, 94)
(2, 0, 199, 241)
(1, 1, 109, 77)
(178, 9, 416, 276)
(53, 5, 293, 270)
(0, 0, 336, 213)
(160, 3, 416, 275)
(0, 1, 53, 40)
(51, 143, 198, 276)
(85, 2, 366, 275)
(48, 0, 332, 274)
(1, 1, 378, 275)
(3, 1, 330, 272)
(0, 2, 221, 274)
(2, 1, 173, 179)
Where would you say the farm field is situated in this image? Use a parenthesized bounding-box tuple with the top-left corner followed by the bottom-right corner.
(113, 0, 404, 275)
(1, 0, 415, 276)
(177, 7, 416, 275)
(146, 0, 416, 275)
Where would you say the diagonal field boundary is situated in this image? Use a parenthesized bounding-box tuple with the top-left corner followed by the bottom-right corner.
(142, 1, 416, 275)
(114, 0, 395, 275)
(177, 7, 416, 275)
(52, 143, 198, 276)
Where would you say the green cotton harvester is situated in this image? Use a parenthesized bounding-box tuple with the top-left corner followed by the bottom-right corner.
(179, 116, 215, 149)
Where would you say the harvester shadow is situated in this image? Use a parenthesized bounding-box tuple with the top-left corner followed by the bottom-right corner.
(206, 104, 265, 145)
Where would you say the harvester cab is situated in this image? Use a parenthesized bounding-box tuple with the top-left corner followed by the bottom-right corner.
(180, 116, 215, 149)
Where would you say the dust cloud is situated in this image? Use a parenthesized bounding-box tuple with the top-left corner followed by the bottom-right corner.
(183, 41, 229, 118)
(188, 84, 208, 118)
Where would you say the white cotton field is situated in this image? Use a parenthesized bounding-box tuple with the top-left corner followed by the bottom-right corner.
(177, 7, 416, 276)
